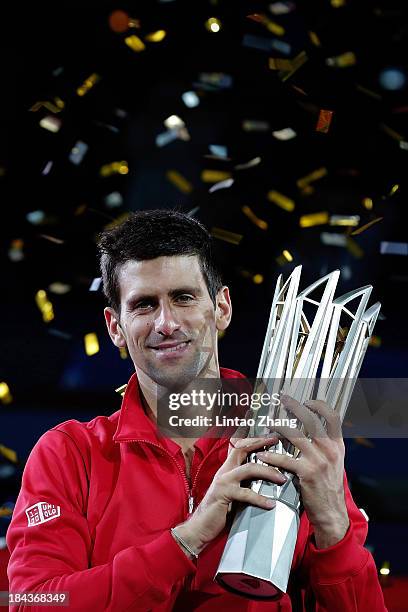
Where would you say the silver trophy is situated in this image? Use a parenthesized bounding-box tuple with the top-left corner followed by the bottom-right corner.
(215, 266, 381, 599)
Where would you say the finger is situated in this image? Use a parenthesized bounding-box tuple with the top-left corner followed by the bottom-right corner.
(272, 423, 315, 457)
(280, 395, 327, 439)
(226, 461, 289, 485)
(229, 409, 252, 444)
(255, 450, 302, 477)
(230, 486, 276, 510)
(227, 435, 278, 460)
(304, 400, 342, 439)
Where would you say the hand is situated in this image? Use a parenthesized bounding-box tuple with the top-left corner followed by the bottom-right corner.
(255, 396, 349, 549)
(173, 434, 285, 556)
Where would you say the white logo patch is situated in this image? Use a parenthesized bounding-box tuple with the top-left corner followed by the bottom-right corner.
(26, 502, 61, 527)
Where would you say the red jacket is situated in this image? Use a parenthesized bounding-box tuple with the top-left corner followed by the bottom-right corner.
(7, 368, 386, 611)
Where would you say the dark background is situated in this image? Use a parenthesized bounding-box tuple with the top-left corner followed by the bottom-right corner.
(0, 0, 407, 589)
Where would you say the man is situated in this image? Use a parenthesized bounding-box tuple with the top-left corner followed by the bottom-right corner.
(7, 210, 386, 611)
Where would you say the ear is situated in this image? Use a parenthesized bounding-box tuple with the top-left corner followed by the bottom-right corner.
(215, 286, 232, 331)
(104, 307, 127, 348)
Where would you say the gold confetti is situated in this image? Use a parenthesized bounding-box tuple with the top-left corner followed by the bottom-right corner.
(211, 227, 243, 245)
(0, 443, 17, 462)
(296, 167, 328, 190)
(264, 18, 285, 36)
(346, 237, 364, 258)
(253, 274, 264, 284)
(308, 31, 321, 46)
(104, 213, 130, 230)
(145, 30, 166, 42)
(205, 17, 222, 33)
(380, 562, 390, 576)
(124, 35, 146, 52)
(380, 124, 404, 142)
(99, 161, 129, 177)
(362, 197, 373, 210)
(299, 212, 329, 228)
(201, 170, 232, 183)
(76, 73, 100, 97)
(39, 234, 64, 245)
(356, 83, 382, 101)
(119, 346, 128, 359)
(351, 217, 383, 236)
(330, 215, 360, 227)
(241, 205, 268, 230)
(354, 437, 375, 448)
(240, 269, 264, 284)
(218, 329, 226, 339)
(269, 51, 308, 82)
(276, 250, 294, 265)
(267, 190, 295, 212)
(331, 0, 346, 7)
(389, 183, 399, 195)
(166, 170, 193, 193)
(0, 506, 13, 518)
(115, 384, 128, 397)
(84, 333, 100, 356)
(30, 97, 65, 113)
(0, 382, 13, 405)
(326, 51, 356, 68)
(35, 290, 54, 322)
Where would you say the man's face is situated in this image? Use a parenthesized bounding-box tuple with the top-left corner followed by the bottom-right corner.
(106, 255, 230, 388)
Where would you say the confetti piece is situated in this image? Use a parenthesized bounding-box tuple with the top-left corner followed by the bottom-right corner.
(308, 31, 321, 46)
(119, 347, 128, 359)
(211, 227, 243, 245)
(89, 277, 102, 291)
(321, 232, 347, 246)
(276, 250, 294, 266)
(182, 91, 200, 108)
(380, 562, 390, 576)
(389, 183, 399, 195)
(39, 116, 61, 133)
(0, 505, 14, 517)
(8, 239, 24, 262)
(272, 127, 297, 140)
(108, 10, 133, 33)
(362, 197, 373, 210)
(265, 19, 285, 36)
(380, 123, 404, 142)
(209, 178, 234, 193)
(330, 214, 360, 227)
(267, 190, 295, 212)
(209, 144, 228, 158)
(186, 206, 200, 217)
(316, 109, 334, 133)
(243, 33, 274, 52)
(115, 384, 128, 396)
(156, 129, 179, 147)
(69, 140, 88, 165)
(369, 335, 382, 348)
(354, 437, 375, 448)
(399, 140, 408, 150)
(76, 73, 100, 97)
(380, 241, 408, 255)
(205, 17, 222, 33)
(350, 217, 383, 235)
(341, 265, 352, 280)
(100, 161, 129, 177)
(166, 170, 193, 193)
(299, 212, 329, 228)
(198, 72, 233, 89)
(0, 383, 12, 405)
(104, 192, 123, 208)
(30, 97, 65, 113)
(269, 2, 296, 15)
(124, 35, 145, 52)
(235, 156, 261, 170)
(39, 234, 64, 245)
(0, 444, 17, 463)
(164, 115, 185, 129)
(48, 328, 72, 340)
(241, 205, 268, 230)
(355, 83, 382, 101)
(35, 290, 55, 322)
(296, 167, 328, 189)
(201, 170, 232, 183)
(42, 161, 53, 175)
(48, 282, 71, 295)
(104, 213, 130, 230)
(346, 237, 364, 258)
(84, 333, 100, 356)
(26, 210, 45, 225)
(326, 51, 357, 68)
(240, 270, 264, 283)
(242, 119, 270, 132)
(145, 30, 166, 42)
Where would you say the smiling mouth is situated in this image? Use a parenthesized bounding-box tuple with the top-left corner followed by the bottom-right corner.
(150, 340, 191, 354)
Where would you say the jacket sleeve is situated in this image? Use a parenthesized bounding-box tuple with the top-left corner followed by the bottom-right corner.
(299, 472, 387, 611)
(6, 430, 196, 611)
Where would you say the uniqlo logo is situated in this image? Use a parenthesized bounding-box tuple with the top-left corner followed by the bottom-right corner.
(26, 502, 61, 527)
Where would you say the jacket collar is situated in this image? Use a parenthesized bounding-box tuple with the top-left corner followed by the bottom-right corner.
(112, 367, 247, 454)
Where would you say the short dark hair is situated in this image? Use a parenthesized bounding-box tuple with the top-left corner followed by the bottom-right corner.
(97, 209, 223, 313)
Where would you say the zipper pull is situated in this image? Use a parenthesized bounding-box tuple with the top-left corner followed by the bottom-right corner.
(188, 495, 194, 514)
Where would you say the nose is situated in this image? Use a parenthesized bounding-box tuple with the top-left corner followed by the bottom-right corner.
(154, 300, 181, 336)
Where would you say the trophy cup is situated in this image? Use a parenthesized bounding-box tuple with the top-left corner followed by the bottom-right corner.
(215, 265, 381, 599)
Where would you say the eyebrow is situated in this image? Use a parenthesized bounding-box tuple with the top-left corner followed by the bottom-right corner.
(125, 286, 204, 308)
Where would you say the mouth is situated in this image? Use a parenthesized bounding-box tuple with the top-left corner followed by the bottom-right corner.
(148, 340, 192, 358)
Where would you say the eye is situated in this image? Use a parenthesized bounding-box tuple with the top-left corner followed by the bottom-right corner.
(134, 299, 155, 311)
(175, 294, 194, 303)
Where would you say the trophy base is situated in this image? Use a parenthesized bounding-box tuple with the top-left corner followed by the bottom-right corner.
(216, 573, 283, 601)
